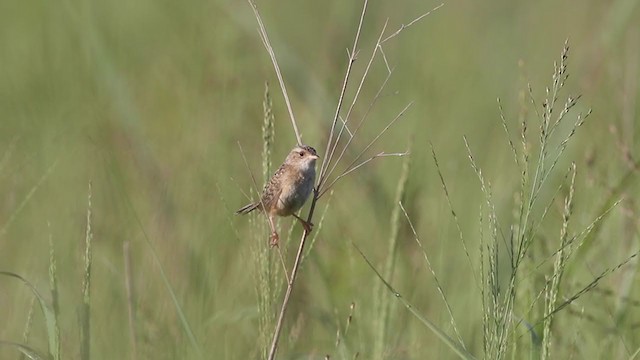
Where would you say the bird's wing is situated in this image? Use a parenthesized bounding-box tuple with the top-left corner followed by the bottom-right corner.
(260, 164, 286, 211)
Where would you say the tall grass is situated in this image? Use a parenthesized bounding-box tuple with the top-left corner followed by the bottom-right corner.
(372, 144, 412, 359)
(464, 42, 637, 359)
(251, 82, 284, 360)
(354, 42, 639, 359)
(79, 183, 93, 360)
(1, 1, 638, 359)
(244, 1, 437, 358)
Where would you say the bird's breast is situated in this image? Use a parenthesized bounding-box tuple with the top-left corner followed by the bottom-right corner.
(275, 168, 315, 216)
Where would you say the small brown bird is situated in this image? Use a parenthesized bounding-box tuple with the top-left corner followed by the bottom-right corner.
(236, 145, 319, 246)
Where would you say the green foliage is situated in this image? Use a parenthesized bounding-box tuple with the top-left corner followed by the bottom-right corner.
(1, 0, 639, 359)
(0, 272, 59, 360)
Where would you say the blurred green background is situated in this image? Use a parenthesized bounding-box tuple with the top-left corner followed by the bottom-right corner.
(1, 0, 639, 358)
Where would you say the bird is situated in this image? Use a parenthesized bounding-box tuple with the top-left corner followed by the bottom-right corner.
(236, 145, 319, 246)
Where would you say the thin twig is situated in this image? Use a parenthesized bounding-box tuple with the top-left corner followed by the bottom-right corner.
(338, 115, 354, 137)
(275, 246, 290, 284)
(380, 46, 392, 73)
(323, 21, 389, 182)
(399, 202, 466, 349)
(320, 102, 413, 197)
(322, 69, 395, 185)
(248, 0, 302, 145)
(267, 205, 313, 359)
(320, 152, 408, 197)
(319, 0, 369, 183)
(380, 3, 445, 44)
(321, 4, 442, 189)
(430, 143, 478, 286)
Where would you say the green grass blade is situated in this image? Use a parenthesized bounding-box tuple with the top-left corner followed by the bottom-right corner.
(0, 341, 45, 360)
(47, 228, 61, 360)
(353, 244, 476, 360)
(373, 146, 411, 359)
(0, 272, 59, 360)
(102, 154, 203, 358)
(141, 229, 202, 358)
(79, 182, 93, 360)
(567, 162, 636, 275)
(516, 317, 541, 360)
(0, 160, 58, 237)
(132, 212, 203, 358)
(18, 297, 36, 360)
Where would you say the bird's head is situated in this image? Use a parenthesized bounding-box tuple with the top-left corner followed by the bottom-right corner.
(286, 144, 319, 171)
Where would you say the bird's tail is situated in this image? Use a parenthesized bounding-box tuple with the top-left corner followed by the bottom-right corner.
(235, 202, 260, 215)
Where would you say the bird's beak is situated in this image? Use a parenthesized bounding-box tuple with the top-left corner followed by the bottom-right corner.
(310, 154, 319, 160)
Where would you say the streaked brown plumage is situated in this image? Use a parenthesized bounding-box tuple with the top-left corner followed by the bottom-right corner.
(236, 145, 319, 246)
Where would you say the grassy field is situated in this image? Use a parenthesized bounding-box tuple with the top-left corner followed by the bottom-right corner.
(1, 0, 639, 359)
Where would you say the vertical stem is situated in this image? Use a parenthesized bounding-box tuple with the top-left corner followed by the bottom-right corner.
(268, 191, 319, 360)
(318, 0, 369, 186)
(123, 241, 138, 360)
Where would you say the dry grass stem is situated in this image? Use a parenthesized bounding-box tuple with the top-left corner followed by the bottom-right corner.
(321, 151, 408, 198)
(260, 0, 370, 356)
(320, 3, 443, 190)
(322, 69, 395, 186)
(380, 3, 445, 44)
(303, 189, 335, 263)
(248, 0, 302, 145)
(267, 220, 312, 360)
(320, 102, 413, 197)
(244, 0, 443, 357)
(318, 0, 369, 181)
(322, 21, 389, 183)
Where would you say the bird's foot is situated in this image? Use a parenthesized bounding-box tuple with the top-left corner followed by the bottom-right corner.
(292, 213, 314, 234)
(270, 231, 280, 247)
(301, 219, 314, 234)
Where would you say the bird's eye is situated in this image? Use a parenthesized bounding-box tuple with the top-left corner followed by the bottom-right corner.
(299, 151, 304, 157)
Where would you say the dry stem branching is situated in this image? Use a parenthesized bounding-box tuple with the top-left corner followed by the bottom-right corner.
(245, 1, 443, 358)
